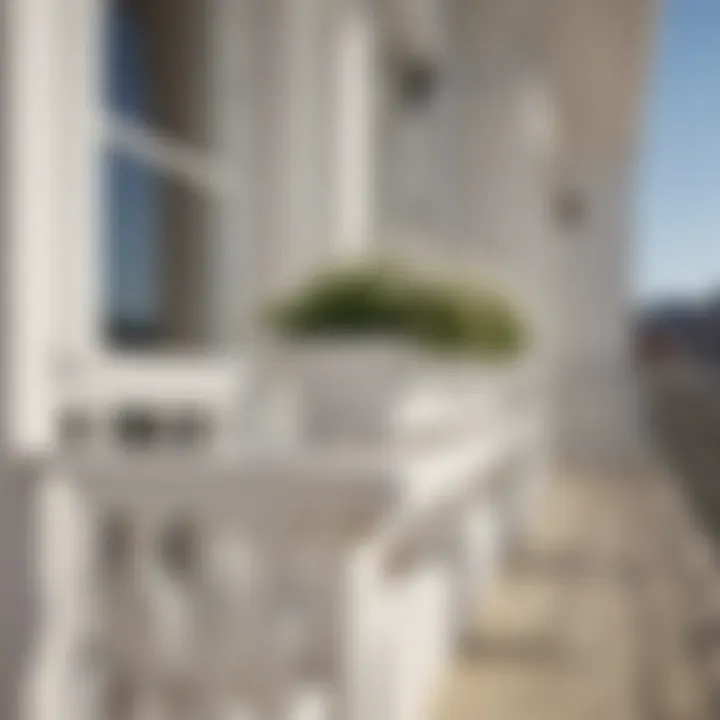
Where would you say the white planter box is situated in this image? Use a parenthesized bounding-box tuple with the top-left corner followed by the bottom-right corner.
(270, 339, 533, 446)
(294, 340, 414, 442)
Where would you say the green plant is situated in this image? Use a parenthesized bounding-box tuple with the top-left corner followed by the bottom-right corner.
(404, 279, 527, 358)
(266, 264, 408, 338)
(265, 262, 528, 360)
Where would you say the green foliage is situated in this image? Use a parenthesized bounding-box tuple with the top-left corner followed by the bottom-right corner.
(265, 263, 528, 360)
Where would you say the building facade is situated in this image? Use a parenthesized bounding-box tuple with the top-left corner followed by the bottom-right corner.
(1, 1, 656, 718)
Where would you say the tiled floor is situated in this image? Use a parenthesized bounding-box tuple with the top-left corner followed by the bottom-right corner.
(434, 467, 720, 720)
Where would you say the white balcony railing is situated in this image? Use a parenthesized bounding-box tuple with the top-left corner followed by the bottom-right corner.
(28, 361, 546, 720)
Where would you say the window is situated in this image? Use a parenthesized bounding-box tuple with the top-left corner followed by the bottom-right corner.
(101, 0, 236, 350)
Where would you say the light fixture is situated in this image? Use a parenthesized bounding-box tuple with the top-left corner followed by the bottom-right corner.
(396, 56, 440, 108)
(554, 188, 587, 231)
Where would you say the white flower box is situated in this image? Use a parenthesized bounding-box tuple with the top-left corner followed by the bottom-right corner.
(267, 338, 535, 449)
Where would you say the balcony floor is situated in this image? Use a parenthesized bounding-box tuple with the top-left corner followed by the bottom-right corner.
(434, 466, 720, 720)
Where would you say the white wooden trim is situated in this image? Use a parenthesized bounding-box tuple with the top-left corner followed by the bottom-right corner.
(206, 0, 257, 344)
(61, 354, 246, 405)
(5, 0, 64, 452)
(100, 115, 233, 196)
(55, 0, 107, 374)
(53, 0, 255, 381)
(335, 0, 375, 257)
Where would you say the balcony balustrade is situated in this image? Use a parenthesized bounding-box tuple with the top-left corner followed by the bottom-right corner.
(28, 361, 545, 720)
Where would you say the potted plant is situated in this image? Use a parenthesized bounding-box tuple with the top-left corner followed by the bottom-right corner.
(263, 261, 529, 442)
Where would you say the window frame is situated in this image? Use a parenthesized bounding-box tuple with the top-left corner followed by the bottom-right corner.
(63, 0, 254, 366)
(56, 0, 255, 399)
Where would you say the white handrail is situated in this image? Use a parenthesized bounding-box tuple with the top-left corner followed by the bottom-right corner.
(32, 369, 545, 720)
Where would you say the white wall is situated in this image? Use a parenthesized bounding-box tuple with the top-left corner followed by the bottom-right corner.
(552, 158, 639, 466)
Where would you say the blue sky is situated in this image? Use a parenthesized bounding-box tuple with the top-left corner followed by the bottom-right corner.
(637, 0, 720, 302)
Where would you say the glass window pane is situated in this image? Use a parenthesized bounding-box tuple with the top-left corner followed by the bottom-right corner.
(106, 0, 214, 149)
(104, 150, 214, 349)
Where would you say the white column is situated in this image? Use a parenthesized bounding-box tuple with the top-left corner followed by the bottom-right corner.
(301, 543, 350, 720)
(54, 0, 105, 383)
(261, 0, 375, 292)
(272, 0, 332, 288)
(553, 158, 638, 466)
(26, 471, 96, 720)
(5, 0, 65, 453)
(208, 0, 258, 345)
(334, 0, 375, 259)
(251, 540, 293, 720)
(4, 1, 68, 717)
